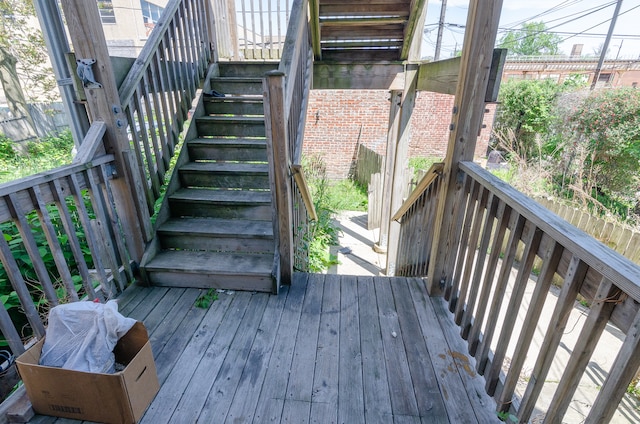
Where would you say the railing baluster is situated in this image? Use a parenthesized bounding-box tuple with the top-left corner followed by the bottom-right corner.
(50, 179, 96, 301)
(546, 277, 622, 421)
(30, 185, 79, 302)
(132, 91, 161, 200)
(586, 306, 640, 423)
(517, 255, 589, 423)
(460, 192, 498, 339)
(141, 70, 167, 180)
(468, 202, 511, 356)
(6, 193, 59, 306)
(496, 238, 563, 413)
(446, 176, 476, 304)
(485, 221, 542, 396)
(0, 223, 46, 341)
(454, 185, 490, 324)
(476, 212, 525, 374)
(68, 172, 110, 299)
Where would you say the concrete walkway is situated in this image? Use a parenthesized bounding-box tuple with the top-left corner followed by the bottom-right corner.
(328, 210, 640, 424)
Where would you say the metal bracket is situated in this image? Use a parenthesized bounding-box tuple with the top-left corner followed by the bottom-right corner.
(76, 58, 102, 89)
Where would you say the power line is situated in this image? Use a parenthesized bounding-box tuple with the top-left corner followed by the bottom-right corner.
(502, 0, 585, 29)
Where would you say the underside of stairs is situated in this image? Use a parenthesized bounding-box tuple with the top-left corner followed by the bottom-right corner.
(140, 62, 280, 293)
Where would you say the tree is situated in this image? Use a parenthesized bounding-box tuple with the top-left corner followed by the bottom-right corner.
(493, 78, 564, 161)
(498, 21, 562, 56)
(0, 0, 57, 138)
(559, 88, 640, 205)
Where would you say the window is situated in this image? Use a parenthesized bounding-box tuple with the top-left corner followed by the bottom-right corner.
(97, 1, 116, 24)
(140, 0, 164, 25)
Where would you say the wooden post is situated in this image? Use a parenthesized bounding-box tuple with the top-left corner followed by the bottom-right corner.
(59, 0, 148, 262)
(375, 89, 402, 255)
(264, 71, 293, 287)
(426, 0, 503, 295)
(386, 64, 419, 276)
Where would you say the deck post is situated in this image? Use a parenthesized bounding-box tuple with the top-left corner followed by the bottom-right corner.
(58, 0, 148, 262)
(386, 64, 419, 276)
(264, 71, 293, 287)
(426, 0, 503, 295)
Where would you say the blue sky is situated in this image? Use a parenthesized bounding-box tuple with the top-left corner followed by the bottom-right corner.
(422, 0, 640, 59)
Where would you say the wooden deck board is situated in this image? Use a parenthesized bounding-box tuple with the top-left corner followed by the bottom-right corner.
(34, 274, 498, 424)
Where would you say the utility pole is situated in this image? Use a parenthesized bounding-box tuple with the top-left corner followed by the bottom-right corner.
(591, 0, 623, 90)
(434, 0, 448, 60)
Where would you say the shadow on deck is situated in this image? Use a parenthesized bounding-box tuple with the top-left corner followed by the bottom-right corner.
(32, 274, 498, 423)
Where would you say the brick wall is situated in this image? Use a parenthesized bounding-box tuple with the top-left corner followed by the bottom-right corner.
(303, 90, 496, 179)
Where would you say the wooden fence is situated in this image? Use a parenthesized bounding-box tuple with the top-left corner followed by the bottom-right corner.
(535, 196, 640, 266)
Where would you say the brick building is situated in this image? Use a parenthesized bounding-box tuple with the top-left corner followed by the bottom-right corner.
(303, 90, 495, 179)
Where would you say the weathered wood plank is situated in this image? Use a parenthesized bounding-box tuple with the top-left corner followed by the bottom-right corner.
(140, 289, 232, 423)
(253, 275, 306, 422)
(310, 275, 340, 423)
(374, 276, 420, 417)
(357, 276, 393, 422)
(162, 292, 252, 423)
(393, 277, 449, 422)
(225, 288, 289, 423)
(197, 293, 270, 423)
(338, 275, 365, 423)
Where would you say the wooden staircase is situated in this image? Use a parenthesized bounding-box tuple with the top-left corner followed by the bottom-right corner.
(141, 62, 280, 293)
(312, 0, 425, 62)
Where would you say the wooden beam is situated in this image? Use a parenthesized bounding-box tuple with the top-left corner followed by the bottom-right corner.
(313, 62, 405, 90)
(426, 0, 503, 296)
(416, 48, 507, 101)
(400, 0, 428, 61)
(386, 63, 419, 275)
(309, 0, 321, 59)
(59, 0, 148, 261)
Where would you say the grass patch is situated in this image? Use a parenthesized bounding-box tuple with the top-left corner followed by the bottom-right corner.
(0, 131, 75, 184)
(325, 179, 368, 212)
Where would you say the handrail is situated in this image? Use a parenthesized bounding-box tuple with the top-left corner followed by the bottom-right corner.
(291, 165, 318, 221)
(392, 162, 443, 222)
(118, 0, 183, 106)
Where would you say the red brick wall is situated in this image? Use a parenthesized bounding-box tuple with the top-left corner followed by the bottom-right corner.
(302, 90, 496, 179)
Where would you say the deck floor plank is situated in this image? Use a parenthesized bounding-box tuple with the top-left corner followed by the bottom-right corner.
(34, 274, 499, 424)
(224, 287, 289, 423)
(168, 291, 252, 423)
(140, 289, 234, 424)
(197, 293, 270, 423)
(393, 277, 449, 423)
(338, 275, 366, 424)
(253, 275, 307, 423)
(310, 274, 340, 424)
(357, 275, 394, 423)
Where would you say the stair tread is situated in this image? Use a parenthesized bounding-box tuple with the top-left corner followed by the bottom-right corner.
(180, 162, 268, 173)
(145, 250, 272, 275)
(204, 96, 263, 102)
(197, 116, 264, 123)
(211, 77, 262, 82)
(188, 138, 267, 146)
(159, 217, 273, 238)
(170, 188, 271, 203)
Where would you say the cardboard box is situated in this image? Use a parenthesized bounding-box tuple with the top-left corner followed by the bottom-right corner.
(16, 321, 159, 424)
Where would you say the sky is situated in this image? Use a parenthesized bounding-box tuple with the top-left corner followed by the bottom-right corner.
(422, 0, 640, 60)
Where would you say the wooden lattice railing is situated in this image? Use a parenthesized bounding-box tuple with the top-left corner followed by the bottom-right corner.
(393, 160, 640, 423)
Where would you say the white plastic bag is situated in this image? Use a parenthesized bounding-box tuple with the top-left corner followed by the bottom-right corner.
(39, 300, 137, 373)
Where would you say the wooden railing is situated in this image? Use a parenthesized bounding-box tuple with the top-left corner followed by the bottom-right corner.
(118, 0, 213, 224)
(263, 0, 315, 284)
(393, 160, 640, 423)
(0, 125, 131, 356)
(392, 163, 443, 276)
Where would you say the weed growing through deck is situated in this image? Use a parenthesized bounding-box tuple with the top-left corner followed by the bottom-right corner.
(195, 288, 218, 309)
(497, 411, 519, 422)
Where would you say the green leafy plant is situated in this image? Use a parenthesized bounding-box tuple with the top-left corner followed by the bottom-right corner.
(195, 288, 218, 309)
(497, 411, 519, 422)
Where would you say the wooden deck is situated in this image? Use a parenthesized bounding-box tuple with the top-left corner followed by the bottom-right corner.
(32, 274, 498, 424)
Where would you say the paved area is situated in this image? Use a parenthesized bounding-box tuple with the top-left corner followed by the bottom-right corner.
(328, 210, 640, 424)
